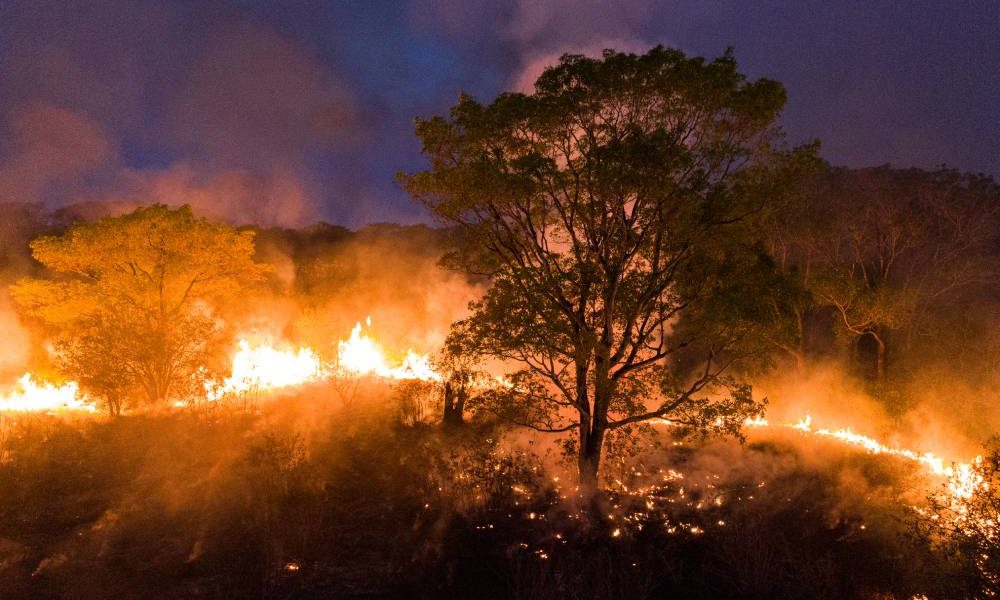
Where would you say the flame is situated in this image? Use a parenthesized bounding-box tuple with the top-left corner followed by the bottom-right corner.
(1, 316, 443, 412)
(203, 317, 441, 402)
(740, 414, 984, 501)
(651, 414, 985, 503)
(335, 319, 441, 381)
(206, 340, 326, 400)
(336, 319, 390, 377)
(0, 313, 983, 508)
(0, 373, 96, 413)
(778, 414, 983, 500)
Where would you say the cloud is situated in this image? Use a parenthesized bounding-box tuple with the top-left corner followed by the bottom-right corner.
(165, 18, 358, 171)
(0, 1, 359, 227)
(0, 104, 115, 204)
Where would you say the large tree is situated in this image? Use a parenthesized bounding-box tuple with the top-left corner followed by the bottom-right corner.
(402, 47, 805, 488)
(12, 204, 269, 413)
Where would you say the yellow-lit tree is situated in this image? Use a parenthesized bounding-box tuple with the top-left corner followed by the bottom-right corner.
(11, 205, 269, 413)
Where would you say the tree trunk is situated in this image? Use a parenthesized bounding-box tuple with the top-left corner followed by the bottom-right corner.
(857, 329, 888, 385)
(578, 421, 605, 493)
(574, 351, 596, 489)
(794, 307, 807, 372)
(442, 376, 466, 428)
(455, 383, 467, 422)
(578, 377, 610, 493)
(442, 380, 454, 421)
(874, 333, 886, 383)
(106, 395, 123, 417)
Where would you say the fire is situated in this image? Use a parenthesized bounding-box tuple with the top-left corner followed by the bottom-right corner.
(336, 319, 390, 376)
(335, 319, 441, 381)
(0, 313, 984, 506)
(1, 316, 442, 412)
(0, 373, 96, 413)
(206, 340, 326, 400)
(203, 317, 442, 401)
(745, 414, 984, 501)
(652, 414, 984, 506)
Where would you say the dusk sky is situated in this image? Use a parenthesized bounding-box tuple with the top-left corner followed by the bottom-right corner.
(1, 0, 997, 227)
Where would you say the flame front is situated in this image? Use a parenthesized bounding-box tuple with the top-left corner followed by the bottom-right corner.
(0, 373, 96, 413)
(207, 317, 443, 401)
(206, 340, 327, 400)
(744, 414, 984, 501)
(336, 320, 441, 381)
(0, 318, 984, 509)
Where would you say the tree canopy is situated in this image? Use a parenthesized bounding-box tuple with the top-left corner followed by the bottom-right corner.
(11, 204, 269, 412)
(764, 166, 1000, 396)
(403, 47, 811, 488)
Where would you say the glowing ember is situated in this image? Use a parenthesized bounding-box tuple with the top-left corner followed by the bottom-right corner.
(207, 340, 326, 400)
(0, 373, 96, 413)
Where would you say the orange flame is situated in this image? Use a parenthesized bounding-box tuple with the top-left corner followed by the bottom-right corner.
(744, 414, 983, 501)
(205, 340, 326, 400)
(0, 373, 96, 413)
(335, 319, 441, 381)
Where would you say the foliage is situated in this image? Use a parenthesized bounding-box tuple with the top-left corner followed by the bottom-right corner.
(403, 46, 807, 486)
(769, 167, 1000, 385)
(11, 205, 269, 412)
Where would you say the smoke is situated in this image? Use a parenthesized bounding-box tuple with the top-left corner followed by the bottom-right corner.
(503, 1, 658, 92)
(0, 0, 359, 227)
(410, 0, 677, 94)
(276, 224, 484, 358)
(112, 165, 317, 229)
(509, 37, 653, 94)
(756, 362, 986, 463)
(0, 297, 32, 378)
(0, 104, 114, 206)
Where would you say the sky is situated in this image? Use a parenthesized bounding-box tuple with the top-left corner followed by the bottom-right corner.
(0, 0, 996, 228)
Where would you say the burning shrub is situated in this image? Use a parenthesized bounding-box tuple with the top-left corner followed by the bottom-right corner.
(917, 438, 1000, 598)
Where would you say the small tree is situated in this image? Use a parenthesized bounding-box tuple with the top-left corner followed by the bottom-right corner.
(435, 345, 481, 428)
(403, 47, 803, 489)
(12, 205, 269, 413)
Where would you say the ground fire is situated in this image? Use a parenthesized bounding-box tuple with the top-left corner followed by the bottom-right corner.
(0, 323, 984, 513)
